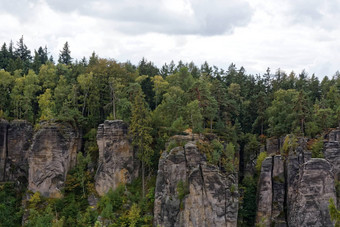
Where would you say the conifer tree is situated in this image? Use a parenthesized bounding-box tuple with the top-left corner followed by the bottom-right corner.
(129, 88, 153, 197)
(58, 42, 72, 65)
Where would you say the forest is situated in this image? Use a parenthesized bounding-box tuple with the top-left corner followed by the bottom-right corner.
(0, 37, 339, 226)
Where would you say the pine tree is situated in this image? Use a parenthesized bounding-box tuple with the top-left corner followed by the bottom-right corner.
(58, 42, 72, 65)
(14, 36, 32, 74)
(129, 88, 153, 197)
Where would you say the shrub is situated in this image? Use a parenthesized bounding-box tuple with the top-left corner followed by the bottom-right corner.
(311, 137, 324, 158)
(256, 152, 267, 173)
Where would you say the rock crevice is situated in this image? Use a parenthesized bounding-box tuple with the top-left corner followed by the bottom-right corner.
(154, 137, 238, 227)
(257, 132, 339, 227)
(95, 120, 139, 196)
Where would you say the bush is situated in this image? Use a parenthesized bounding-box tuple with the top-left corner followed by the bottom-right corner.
(256, 152, 267, 173)
(177, 180, 189, 209)
(0, 183, 23, 227)
(311, 137, 324, 158)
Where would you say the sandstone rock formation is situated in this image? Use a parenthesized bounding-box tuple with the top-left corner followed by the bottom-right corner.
(0, 119, 8, 182)
(256, 134, 337, 227)
(5, 120, 33, 184)
(28, 122, 81, 198)
(325, 128, 340, 180)
(154, 137, 238, 227)
(0, 119, 33, 186)
(95, 120, 139, 196)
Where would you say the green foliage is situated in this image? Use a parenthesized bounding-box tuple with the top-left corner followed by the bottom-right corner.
(170, 116, 188, 134)
(267, 89, 299, 137)
(186, 100, 203, 133)
(223, 142, 237, 173)
(177, 180, 189, 209)
(127, 203, 141, 227)
(256, 152, 267, 173)
(0, 183, 22, 227)
(238, 174, 257, 226)
(311, 137, 324, 158)
(329, 198, 340, 227)
(38, 88, 55, 121)
(1, 40, 340, 226)
(96, 178, 155, 226)
(282, 134, 298, 155)
(167, 140, 185, 152)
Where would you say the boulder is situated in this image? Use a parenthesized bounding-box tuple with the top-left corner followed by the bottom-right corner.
(95, 120, 139, 196)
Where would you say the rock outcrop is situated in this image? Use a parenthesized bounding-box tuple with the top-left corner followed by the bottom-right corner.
(289, 159, 335, 227)
(0, 119, 33, 186)
(325, 128, 340, 180)
(256, 134, 337, 227)
(154, 136, 238, 227)
(95, 120, 139, 196)
(5, 120, 33, 184)
(28, 122, 81, 198)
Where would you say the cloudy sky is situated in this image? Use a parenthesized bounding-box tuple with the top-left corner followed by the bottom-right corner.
(1, 0, 339, 77)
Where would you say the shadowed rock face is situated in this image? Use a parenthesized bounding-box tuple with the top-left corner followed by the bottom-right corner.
(289, 159, 335, 227)
(154, 140, 238, 227)
(0, 120, 33, 186)
(325, 128, 340, 180)
(5, 120, 33, 184)
(257, 132, 338, 227)
(0, 119, 8, 182)
(95, 120, 139, 196)
(28, 122, 81, 198)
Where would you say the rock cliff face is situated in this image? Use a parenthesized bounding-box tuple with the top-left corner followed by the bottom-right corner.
(325, 128, 340, 180)
(256, 133, 338, 227)
(95, 120, 139, 196)
(0, 119, 8, 182)
(28, 122, 81, 198)
(154, 136, 238, 227)
(0, 119, 33, 186)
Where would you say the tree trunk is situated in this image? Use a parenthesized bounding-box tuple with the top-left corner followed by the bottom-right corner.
(142, 160, 145, 198)
(109, 82, 116, 119)
(210, 118, 213, 132)
(82, 91, 88, 116)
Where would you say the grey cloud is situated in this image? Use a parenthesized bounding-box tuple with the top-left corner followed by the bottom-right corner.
(287, 0, 340, 29)
(0, 0, 40, 18)
(43, 0, 253, 36)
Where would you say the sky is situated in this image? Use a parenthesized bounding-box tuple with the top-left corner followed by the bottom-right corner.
(1, 0, 340, 77)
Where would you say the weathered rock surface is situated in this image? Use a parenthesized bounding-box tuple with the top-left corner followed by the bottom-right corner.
(325, 128, 340, 180)
(256, 157, 273, 226)
(154, 139, 238, 227)
(5, 120, 33, 184)
(0, 119, 33, 186)
(28, 122, 81, 197)
(257, 134, 337, 227)
(0, 119, 8, 181)
(289, 159, 335, 227)
(95, 120, 138, 196)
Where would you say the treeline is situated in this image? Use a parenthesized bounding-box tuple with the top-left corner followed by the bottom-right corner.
(0, 37, 339, 138)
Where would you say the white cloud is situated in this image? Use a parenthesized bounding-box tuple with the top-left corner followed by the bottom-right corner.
(0, 0, 339, 77)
